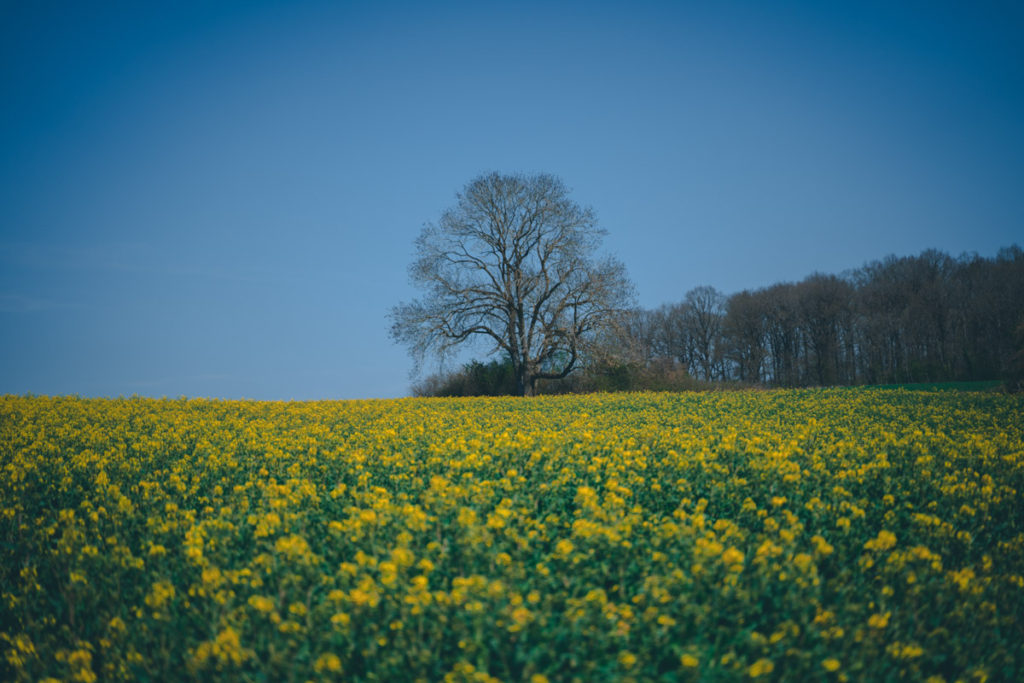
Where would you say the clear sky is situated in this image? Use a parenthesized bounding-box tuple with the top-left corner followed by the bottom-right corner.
(2, 0, 1022, 399)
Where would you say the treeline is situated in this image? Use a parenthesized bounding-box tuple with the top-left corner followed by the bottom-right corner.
(411, 356, 711, 397)
(414, 246, 1024, 396)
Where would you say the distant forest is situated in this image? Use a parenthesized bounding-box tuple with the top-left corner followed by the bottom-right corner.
(414, 246, 1024, 396)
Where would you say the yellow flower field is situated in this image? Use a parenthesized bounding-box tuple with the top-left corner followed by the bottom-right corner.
(1, 388, 1022, 681)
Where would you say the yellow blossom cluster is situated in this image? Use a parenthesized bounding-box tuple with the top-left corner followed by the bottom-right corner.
(1, 387, 1022, 681)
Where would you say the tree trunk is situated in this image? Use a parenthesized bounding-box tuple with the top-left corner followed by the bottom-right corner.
(514, 363, 529, 397)
(513, 358, 539, 396)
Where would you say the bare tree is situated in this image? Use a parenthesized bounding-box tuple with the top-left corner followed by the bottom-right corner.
(682, 285, 725, 381)
(763, 282, 801, 386)
(722, 289, 769, 383)
(653, 302, 693, 370)
(390, 172, 634, 396)
(795, 273, 853, 385)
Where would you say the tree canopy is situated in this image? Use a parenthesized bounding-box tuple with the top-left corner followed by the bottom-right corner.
(390, 172, 634, 396)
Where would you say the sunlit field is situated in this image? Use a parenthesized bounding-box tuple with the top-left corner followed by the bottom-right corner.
(2, 389, 1022, 681)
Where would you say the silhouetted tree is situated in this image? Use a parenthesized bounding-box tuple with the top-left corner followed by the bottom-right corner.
(391, 172, 634, 396)
(618, 245, 1021, 391)
(682, 286, 725, 381)
(762, 282, 801, 386)
(722, 289, 769, 383)
(797, 273, 854, 385)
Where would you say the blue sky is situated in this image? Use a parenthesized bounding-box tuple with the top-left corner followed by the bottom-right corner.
(2, 0, 1022, 399)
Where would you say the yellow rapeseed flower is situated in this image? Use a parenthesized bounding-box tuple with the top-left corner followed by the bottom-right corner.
(868, 612, 890, 629)
(248, 595, 275, 613)
(314, 653, 342, 672)
(864, 530, 897, 551)
(748, 658, 774, 677)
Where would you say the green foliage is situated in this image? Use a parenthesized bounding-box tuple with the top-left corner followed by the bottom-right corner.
(417, 358, 711, 396)
(412, 359, 517, 396)
(869, 380, 1005, 392)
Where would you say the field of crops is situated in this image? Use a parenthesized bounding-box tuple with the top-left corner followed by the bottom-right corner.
(2, 389, 1022, 681)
